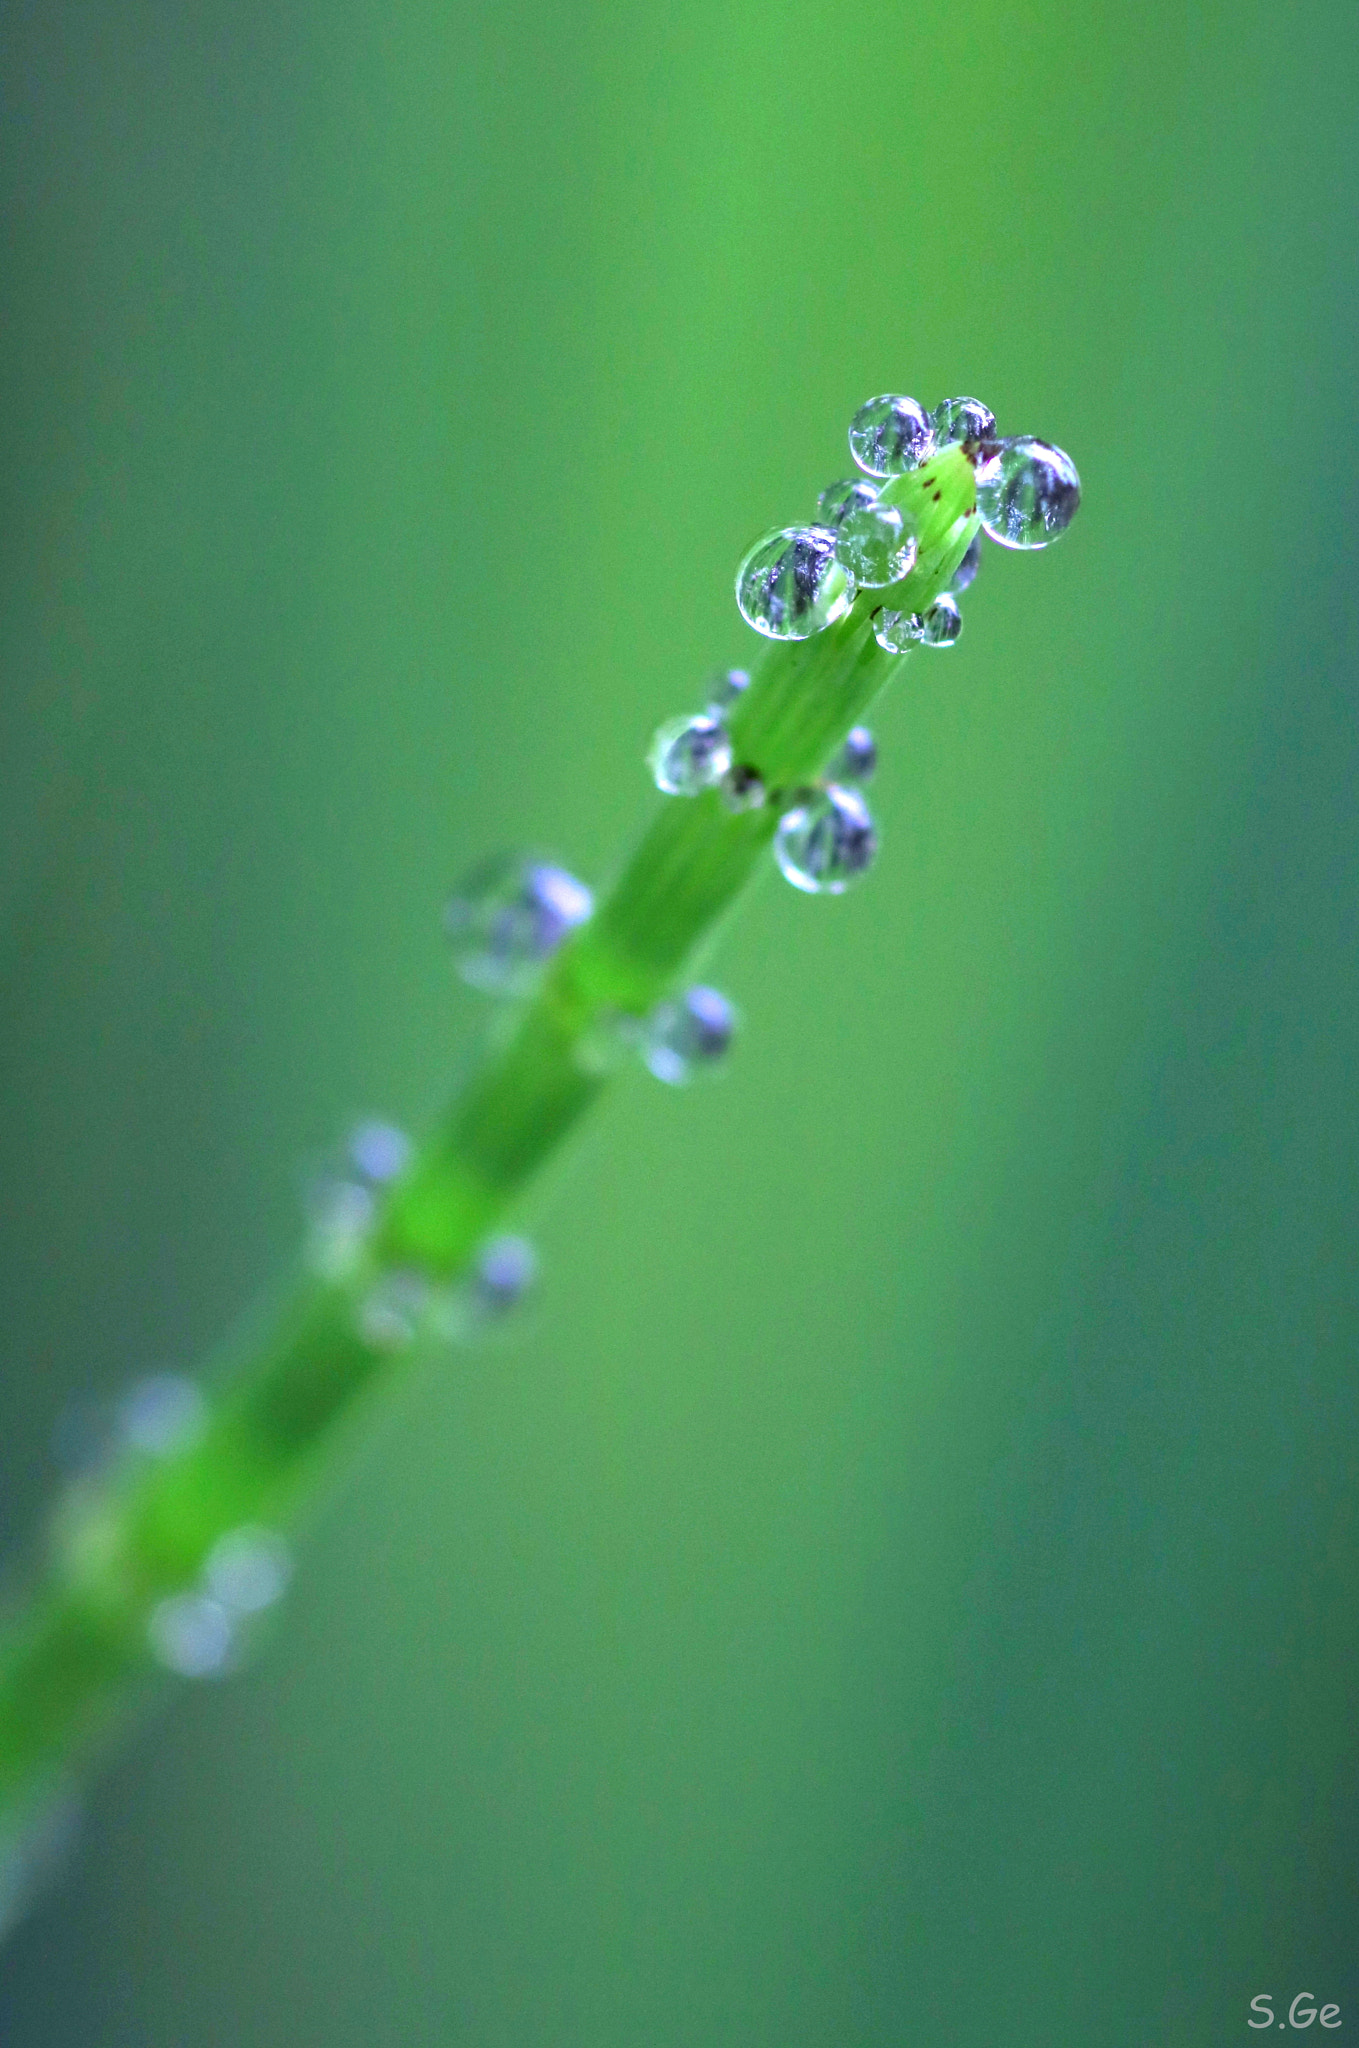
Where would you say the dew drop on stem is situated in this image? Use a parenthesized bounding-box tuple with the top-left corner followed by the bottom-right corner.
(648, 712, 732, 795)
(816, 476, 880, 528)
(831, 726, 877, 785)
(976, 437, 1081, 549)
(444, 854, 593, 996)
(848, 394, 934, 477)
(735, 527, 855, 640)
(834, 500, 917, 588)
(931, 395, 996, 446)
(774, 786, 878, 895)
(642, 986, 737, 1084)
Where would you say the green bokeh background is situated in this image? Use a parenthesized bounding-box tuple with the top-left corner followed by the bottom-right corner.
(2, 0, 1357, 2039)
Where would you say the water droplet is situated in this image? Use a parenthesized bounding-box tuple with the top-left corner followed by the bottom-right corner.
(873, 609, 925, 654)
(472, 1234, 537, 1316)
(204, 1526, 292, 1615)
(357, 1268, 432, 1350)
(832, 726, 877, 784)
(834, 501, 918, 588)
(735, 527, 855, 640)
(976, 437, 1081, 549)
(348, 1120, 411, 1185)
(643, 987, 736, 1084)
(774, 787, 878, 895)
(119, 1375, 207, 1458)
(721, 763, 767, 812)
(949, 532, 983, 594)
(848, 395, 934, 477)
(648, 712, 732, 795)
(816, 476, 880, 528)
(918, 593, 963, 646)
(931, 395, 996, 446)
(707, 668, 750, 710)
(148, 1593, 236, 1679)
(444, 855, 593, 996)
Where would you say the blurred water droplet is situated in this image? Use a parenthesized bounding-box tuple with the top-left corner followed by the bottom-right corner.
(873, 609, 925, 654)
(720, 764, 767, 812)
(305, 1173, 376, 1281)
(707, 668, 750, 710)
(119, 1375, 207, 1458)
(848, 395, 934, 477)
(918, 594, 963, 646)
(816, 476, 880, 528)
(735, 527, 855, 640)
(348, 1120, 411, 1185)
(148, 1593, 236, 1680)
(949, 532, 983, 594)
(0, 1784, 81, 1942)
(834, 501, 918, 588)
(976, 437, 1081, 549)
(931, 396, 996, 446)
(473, 1235, 537, 1316)
(357, 1268, 432, 1350)
(774, 786, 878, 894)
(643, 987, 736, 1084)
(204, 1527, 292, 1615)
(444, 855, 593, 996)
(648, 713, 732, 796)
(832, 726, 877, 784)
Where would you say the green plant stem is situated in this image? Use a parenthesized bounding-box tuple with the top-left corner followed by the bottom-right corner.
(0, 444, 980, 1834)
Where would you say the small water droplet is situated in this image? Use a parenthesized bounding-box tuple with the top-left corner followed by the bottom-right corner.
(204, 1526, 292, 1615)
(816, 476, 880, 528)
(873, 609, 925, 654)
(834, 501, 918, 588)
(774, 786, 878, 895)
(707, 668, 750, 710)
(832, 726, 877, 784)
(472, 1234, 537, 1316)
(976, 437, 1081, 549)
(643, 987, 736, 1084)
(357, 1268, 432, 1350)
(348, 1120, 411, 1185)
(119, 1375, 207, 1458)
(148, 1593, 236, 1679)
(848, 395, 934, 477)
(931, 396, 996, 446)
(648, 712, 732, 795)
(735, 527, 855, 640)
(949, 532, 983, 594)
(918, 593, 963, 646)
(444, 855, 593, 996)
(721, 763, 767, 812)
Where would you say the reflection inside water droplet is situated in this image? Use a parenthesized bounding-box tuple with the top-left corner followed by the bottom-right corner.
(643, 987, 736, 1084)
(774, 786, 878, 895)
(976, 437, 1081, 549)
(648, 713, 732, 796)
(735, 527, 855, 641)
(848, 394, 934, 477)
(444, 855, 593, 996)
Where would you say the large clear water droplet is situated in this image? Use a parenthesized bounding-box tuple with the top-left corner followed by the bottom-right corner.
(444, 854, 593, 995)
(831, 726, 877, 784)
(931, 395, 996, 446)
(648, 712, 732, 795)
(848, 395, 934, 477)
(774, 786, 878, 894)
(834, 501, 918, 588)
(816, 476, 880, 528)
(873, 608, 925, 654)
(643, 986, 736, 1084)
(735, 526, 855, 640)
(919, 594, 963, 646)
(976, 437, 1081, 549)
(949, 532, 983, 594)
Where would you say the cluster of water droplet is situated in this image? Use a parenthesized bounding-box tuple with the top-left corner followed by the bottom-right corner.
(147, 1523, 294, 1681)
(356, 1232, 538, 1354)
(306, 1119, 412, 1281)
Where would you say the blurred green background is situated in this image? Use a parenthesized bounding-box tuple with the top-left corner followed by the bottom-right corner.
(2, 0, 1357, 2039)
